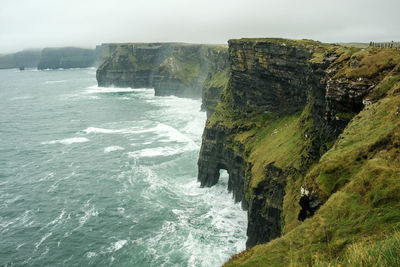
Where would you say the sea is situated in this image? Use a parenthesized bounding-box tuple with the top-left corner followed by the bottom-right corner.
(0, 68, 247, 266)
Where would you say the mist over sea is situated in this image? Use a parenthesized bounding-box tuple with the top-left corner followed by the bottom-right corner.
(0, 68, 247, 266)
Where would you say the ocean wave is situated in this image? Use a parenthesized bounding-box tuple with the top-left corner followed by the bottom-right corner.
(85, 85, 153, 94)
(83, 127, 122, 134)
(104, 146, 125, 153)
(146, 171, 247, 266)
(81, 122, 194, 145)
(9, 95, 33, 101)
(0, 210, 34, 233)
(35, 232, 52, 249)
(78, 202, 98, 226)
(41, 137, 89, 145)
(86, 251, 97, 258)
(107, 240, 127, 252)
(152, 123, 194, 143)
(44, 80, 67, 84)
(126, 143, 196, 158)
(45, 209, 66, 228)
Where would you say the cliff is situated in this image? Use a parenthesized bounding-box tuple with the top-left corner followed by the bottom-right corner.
(196, 38, 400, 266)
(96, 43, 229, 114)
(37, 47, 96, 70)
(0, 50, 41, 69)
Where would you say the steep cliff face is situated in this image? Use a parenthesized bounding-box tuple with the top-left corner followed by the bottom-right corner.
(0, 50, 41, 69)
(201, 47, 229, 118)
(37, 47, 96, 69)
(199, 39, 336, 247)
(197, 38, 400, 265)
(97, 43, 168, 88)
(96, 43, 229, 112)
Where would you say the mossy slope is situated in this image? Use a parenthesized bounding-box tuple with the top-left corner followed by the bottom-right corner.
(225, 91, 400, 266)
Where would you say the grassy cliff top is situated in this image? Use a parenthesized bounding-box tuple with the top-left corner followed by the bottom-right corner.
(229, 37, 331, 47)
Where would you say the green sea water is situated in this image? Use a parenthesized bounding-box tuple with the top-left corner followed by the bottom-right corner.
(0, 68, 247, 266)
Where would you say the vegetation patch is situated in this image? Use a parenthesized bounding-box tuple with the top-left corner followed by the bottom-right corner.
(224, 93, 400, 267)
(334, 48, 400, 79)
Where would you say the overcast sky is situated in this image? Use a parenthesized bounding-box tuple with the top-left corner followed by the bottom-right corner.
(1, 0, 399, 53)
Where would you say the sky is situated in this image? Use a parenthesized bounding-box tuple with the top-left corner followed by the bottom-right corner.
(1, 0, 399, 53)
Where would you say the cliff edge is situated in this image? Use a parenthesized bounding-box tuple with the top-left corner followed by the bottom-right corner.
(196, 38, 400, 266)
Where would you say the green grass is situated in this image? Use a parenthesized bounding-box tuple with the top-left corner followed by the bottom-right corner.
(334, 48, 400, 79)
(230, 38, 327, 48)
(204, 69, 229, 88)
(332, 231, 400, 266)
(224, 92, 400, 267)
(157, 48, 202, 86)
(306, 94, 400, 201)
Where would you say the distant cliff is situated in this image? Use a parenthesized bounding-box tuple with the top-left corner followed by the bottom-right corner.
(0, 50, 41, 69)
(96, 43, 229, 115)
(196, 38, 400, 266)
(37, 47, 96, 70)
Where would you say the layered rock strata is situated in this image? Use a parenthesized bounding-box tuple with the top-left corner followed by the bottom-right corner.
(198, 38, 395, 250)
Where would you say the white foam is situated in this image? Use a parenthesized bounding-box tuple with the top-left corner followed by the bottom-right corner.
(117, 207, 125, 214)
(86, 252, 97, 258)
(126, 144, 195, 158)
(153, 123, 193, 143)
(41, 137, 89, 145)
(104, 146, 124, 153)
(108, 240, 127, 252)
(35, 232, 52, 249)
(85, 85, 153, 94)
(0, 210, 34, 232)
(140, 169, 247, 266)
(82, 126, 152, 135)
(46, 209, 66, 228)
(9, 95, 33, 101)
(16, 243, 25, 250)
(78, 203, 98, 226)
(83, 127, 122, 134)
(44, 80, 66, 84)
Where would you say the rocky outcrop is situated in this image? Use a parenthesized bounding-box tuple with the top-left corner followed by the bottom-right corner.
(38, 47, 96, 69)
(197, 123, 247, 207)
(198, 38, 397, 250)
(96, 43, 229, 113)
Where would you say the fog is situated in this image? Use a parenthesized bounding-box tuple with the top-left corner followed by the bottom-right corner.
(1, 0, 399, 53)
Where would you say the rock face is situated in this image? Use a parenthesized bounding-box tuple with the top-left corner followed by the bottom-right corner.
(37, 47, 96, 69)
(96, 43, 229, 113)
(0, 46, 110, 70)
(197, 38, 394, 249)
(228, 40, 312, 114)
(0, 50, 41, 69)
(199, 39, 328, 247)
(197, 123, 247, 207)
(223, 42, 400, 266)
(201, 48, 229, 118)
